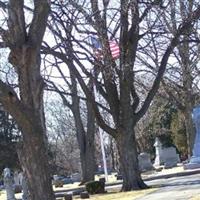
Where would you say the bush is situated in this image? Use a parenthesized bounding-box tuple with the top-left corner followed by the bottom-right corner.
(85, 181, 105, 194)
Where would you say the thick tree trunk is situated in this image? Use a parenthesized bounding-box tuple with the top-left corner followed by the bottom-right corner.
(182, 75, 195, 157)
(77, 101, 95, 184)
(8, 46, 55, 200)
(71, 74, 95, 184)
(0, 1, 54, 199)
(80, 141, 95, 184)
(18, 126, 54, 200)
(178, 33, 195, 158)
(116, 129, 148, 191)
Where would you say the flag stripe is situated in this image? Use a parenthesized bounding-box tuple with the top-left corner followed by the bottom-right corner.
(91, 37, 120, 59)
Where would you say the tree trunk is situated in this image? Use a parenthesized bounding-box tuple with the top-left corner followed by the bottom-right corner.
(0, 1, 54, 199)
(80, 141, 95, 184)
(70, 73, 95, 184)
(17, 127, 54, 200)
(77, 100, 95, 184)
(178, 32, 195, 157)
(115, 129, 148, 191)
(183, 108, 195, 157)
(8, 46, 55, 200)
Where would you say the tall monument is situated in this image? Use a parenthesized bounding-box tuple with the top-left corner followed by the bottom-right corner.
(184, 105, 200, 169)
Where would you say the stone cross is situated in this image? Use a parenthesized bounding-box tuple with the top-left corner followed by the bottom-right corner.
(154, 137, 162, 166)
(3, 168, 15, 200)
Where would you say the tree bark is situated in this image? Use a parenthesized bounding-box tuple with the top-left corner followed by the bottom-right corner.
(8, 46, 55, 200)
(116, 129, 147, 191)
(17, 126, 54, 200)
(179, 44, 195, 157)
(183, 108, 195, 157)
(70, 74, 95, 184)
(80, 140, 95, 184)
(0, 1, 55, 199)
(80, 99, 95, 184)
(40, 0, 200, 192)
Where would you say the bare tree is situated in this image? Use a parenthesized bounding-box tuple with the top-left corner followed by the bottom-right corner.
(41, 2, 97, 184)
(160, 0, 200, 156)
(42, 0, 200, 191)
(45, 96, 81, 175)
(46, 73, 96, 184)
(0, 1, 54, 199)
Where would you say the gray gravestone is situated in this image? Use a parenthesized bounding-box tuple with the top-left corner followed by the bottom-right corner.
(138, 152, 154, 171)
(14, 171, 20, 186)
(3, 168, 15, 200)
(154, 138, 180, 168)
(162, 147, 180, 168)
(14, 171, 23, 194)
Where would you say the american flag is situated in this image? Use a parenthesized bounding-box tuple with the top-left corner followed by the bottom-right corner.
(90, 37, 120, 59)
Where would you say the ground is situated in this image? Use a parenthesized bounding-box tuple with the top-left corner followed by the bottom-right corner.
(1, 165, 200, 200)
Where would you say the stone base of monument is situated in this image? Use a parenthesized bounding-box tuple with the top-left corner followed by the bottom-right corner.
(184, 163, 200, 170)
(184, 156, 200, 170)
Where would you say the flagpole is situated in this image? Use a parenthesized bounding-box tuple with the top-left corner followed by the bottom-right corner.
(93, 82, 108, 182)
(99, 128, 108, 182)
(89, 35, 111, 182)
(94, 85, 108, 182)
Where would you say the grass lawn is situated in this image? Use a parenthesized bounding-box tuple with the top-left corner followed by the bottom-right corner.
(0, 165, 185, 200)
(190, 194, 200, 200)
(54, 173, 121, 192)
(0, 187, 156, 200)
(74, 188, 156, 200)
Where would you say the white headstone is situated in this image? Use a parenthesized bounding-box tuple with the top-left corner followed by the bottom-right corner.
(154, 137, 163, 166)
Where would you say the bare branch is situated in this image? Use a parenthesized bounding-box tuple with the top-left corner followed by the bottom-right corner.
(28, 0, 50, 46)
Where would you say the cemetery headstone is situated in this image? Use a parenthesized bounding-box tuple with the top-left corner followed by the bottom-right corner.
(14, 171, 20, 186)
(138, 152, 154, 172)
(3, 168, 15, 200)
(14, 171, 22, 194)
(154, 137, 162, 166)
(162, 147, 180, 168)
(184, 105, 200, 169)
(154, 138, 180, 168)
